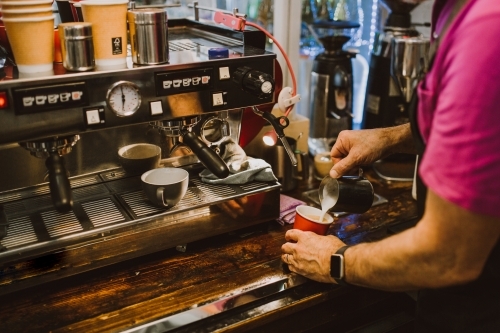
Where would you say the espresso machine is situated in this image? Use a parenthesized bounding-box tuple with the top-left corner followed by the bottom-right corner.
(307, 20, 359, 156)
(0, 14, 283, 295)
(363, 0, 429, 129)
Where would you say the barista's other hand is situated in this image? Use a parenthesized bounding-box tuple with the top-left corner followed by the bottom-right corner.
(281, 229, 346, 284)
(217, 196, 249, 219)
(329, 128, 389, 178)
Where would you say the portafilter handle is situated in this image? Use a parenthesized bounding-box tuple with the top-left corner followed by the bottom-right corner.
(46, 151, 73, 212)
(182, 131, 230, 179)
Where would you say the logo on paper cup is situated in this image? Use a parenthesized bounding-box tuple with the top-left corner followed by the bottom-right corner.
(112, 37, 122, 55)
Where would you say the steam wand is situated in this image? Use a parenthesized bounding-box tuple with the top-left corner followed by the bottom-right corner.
(251, 106, 297, 166)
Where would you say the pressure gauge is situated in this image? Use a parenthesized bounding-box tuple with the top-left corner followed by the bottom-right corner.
(106, 81, 141, 117)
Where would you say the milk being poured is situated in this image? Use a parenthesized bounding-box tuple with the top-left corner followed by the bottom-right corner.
(320, 186, 337, 222)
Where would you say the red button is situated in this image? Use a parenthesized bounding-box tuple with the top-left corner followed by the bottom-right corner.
(0, 91, 8, 109)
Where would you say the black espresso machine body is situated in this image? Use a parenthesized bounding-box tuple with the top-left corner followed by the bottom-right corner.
(0, 18, 281, 295)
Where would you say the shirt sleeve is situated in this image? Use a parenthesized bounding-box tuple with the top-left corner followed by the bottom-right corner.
(419, 6, 500, 218)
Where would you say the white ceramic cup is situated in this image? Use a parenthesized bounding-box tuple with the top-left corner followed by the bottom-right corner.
(141, 168, 189, 208)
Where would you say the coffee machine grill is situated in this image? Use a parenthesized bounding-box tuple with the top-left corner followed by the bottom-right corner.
(0, 18, 281, 295)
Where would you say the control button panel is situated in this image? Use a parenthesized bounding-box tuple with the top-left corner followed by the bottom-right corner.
(219, 67, 230, 80)
(13, 82, 89, 114)
(155, 68, 213, 97)
(150, 100, 163, 115)
(212, 91, 227, 107)
(84, 106, 105, 126)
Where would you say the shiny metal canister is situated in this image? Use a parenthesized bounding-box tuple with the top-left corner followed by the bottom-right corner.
(127, 8, 168, 65)
(58, 22, 95, 72)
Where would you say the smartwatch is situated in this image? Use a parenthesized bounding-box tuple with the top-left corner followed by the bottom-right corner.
(330, 245, 350, 285)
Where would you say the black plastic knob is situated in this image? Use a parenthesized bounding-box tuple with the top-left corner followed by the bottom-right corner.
(233, 66, 275, 99)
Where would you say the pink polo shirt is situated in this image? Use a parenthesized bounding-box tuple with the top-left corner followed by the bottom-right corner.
(417, 0, 500, 218)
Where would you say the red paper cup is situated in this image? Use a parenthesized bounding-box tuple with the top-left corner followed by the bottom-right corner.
(294, 205, 334, 235)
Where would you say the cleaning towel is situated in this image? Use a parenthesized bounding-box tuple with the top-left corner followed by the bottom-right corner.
(277, 194, 305, 226)
(200, 138, 278, 185)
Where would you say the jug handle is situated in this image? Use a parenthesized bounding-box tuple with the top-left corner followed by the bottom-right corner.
(340, 168, 364, 181)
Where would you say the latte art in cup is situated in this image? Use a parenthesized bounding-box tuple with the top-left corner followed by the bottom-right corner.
(303, 215, 324, 222)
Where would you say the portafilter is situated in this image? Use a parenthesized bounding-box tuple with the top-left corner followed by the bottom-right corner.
(20, 135, 80, 212)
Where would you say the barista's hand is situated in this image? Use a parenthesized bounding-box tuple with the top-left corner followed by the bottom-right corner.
(330, 124, 415, 178)
(281, 229, 346, 284)
(217, 196, 249, 219)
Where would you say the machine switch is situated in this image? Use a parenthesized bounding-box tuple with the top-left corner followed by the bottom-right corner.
(86, 109, 100, 125)
(212, 93, 224, 106)
(150, 101, 163, 115)
(219, 67, 230, 80)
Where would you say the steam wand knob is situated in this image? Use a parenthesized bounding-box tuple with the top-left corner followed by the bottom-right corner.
(251, 106, 297, 166)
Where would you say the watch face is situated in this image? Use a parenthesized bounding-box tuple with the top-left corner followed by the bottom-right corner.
(330, 254, 344, 279)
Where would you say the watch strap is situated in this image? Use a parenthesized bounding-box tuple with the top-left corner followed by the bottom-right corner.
(331, 245, 350, 286)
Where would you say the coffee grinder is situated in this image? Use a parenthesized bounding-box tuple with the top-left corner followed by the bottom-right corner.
(307, 20, 360, 156)
(363, 0, 427, 129)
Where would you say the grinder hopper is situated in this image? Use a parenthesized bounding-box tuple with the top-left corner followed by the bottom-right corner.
(382, 0, 431, 102)
(390, 36, 430, 102)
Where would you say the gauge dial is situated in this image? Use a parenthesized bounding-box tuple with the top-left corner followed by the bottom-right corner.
(106, 81, 141, 117)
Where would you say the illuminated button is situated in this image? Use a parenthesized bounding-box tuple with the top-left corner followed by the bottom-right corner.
(86, 109, 100, 125)
(212, 93, 224, 106)
(60, 92, 71, 102)
(35, 95, 47, 105)
(47, 94, 59, 104)
(219, 67, 230, 80)
(192, 77, 201, 85)
(22, 96, 35, 107)
(150, 101, 163, 115)
(173, 79, 182, 88)
(163, 80, 172, 89)
(0, 91, 8, 108)
(201, 76, 210, 84)
(72, 91, 83, 100)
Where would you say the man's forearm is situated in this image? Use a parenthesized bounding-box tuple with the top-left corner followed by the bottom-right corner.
(383, 123, 417, 156)
(343, 190, 500, 291)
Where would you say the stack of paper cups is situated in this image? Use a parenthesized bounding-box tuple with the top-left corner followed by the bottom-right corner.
(1, 0, 55, 74)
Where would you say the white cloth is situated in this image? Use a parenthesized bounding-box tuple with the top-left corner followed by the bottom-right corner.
(199, 138, 278, 185)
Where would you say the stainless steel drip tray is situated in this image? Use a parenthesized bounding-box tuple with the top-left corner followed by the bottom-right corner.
(0, 168, 280, 265)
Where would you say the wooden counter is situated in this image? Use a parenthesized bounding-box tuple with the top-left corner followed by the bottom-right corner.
(0, 167, 419, 333)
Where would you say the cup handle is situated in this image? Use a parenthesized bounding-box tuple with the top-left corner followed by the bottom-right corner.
(156, 187, 170, 208)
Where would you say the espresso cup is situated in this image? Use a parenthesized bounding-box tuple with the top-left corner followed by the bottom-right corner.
(118, 143, 161, 175)
(141, 167, 189, 208)
(314, 152, 334, 179)
(294, 205, 334, 235)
